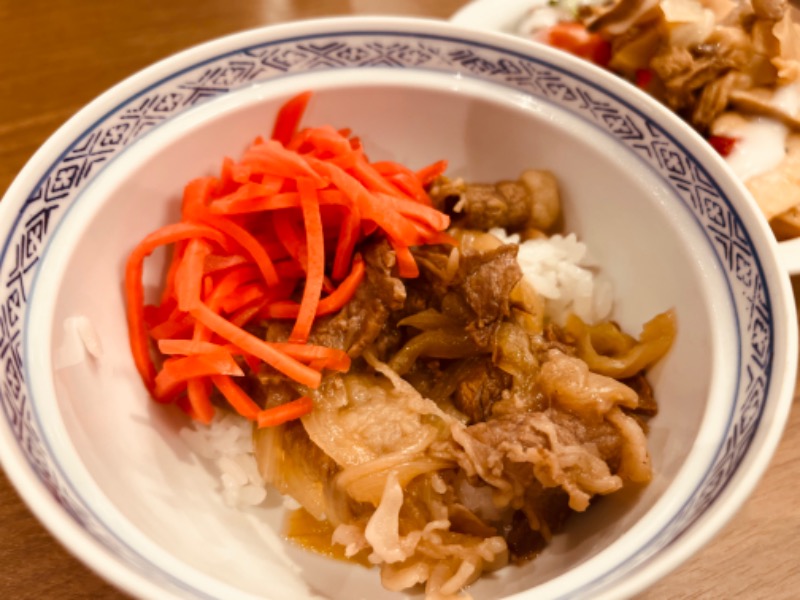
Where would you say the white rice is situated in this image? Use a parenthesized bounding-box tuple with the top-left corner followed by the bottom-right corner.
(180, 412, 267, 508)
(182, 230, 613, 507)
(55, 315, 104, 370)
(490, 228, 613, 324)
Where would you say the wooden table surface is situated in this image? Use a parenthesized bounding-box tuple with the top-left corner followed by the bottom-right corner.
(2, 1, 799, 598)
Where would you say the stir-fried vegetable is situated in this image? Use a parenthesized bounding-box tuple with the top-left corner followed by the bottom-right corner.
(523, 0, 800, 238)
(125, 91, 451, 426)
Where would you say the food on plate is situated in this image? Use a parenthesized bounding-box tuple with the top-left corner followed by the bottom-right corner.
(127, 92, 676, 598)
(519, 0, 800, 239)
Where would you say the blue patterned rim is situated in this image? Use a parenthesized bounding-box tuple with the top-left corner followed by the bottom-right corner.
(0, 19, 783, 599)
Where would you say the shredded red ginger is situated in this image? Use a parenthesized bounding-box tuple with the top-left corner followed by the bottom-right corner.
(125, 91, 451, 427)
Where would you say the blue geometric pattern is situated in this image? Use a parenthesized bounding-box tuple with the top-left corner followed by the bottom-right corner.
(0, 30, 774, 597)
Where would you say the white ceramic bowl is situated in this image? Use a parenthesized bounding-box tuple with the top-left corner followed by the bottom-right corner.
(451, 0, 800, 275)
(0, 16, 796, 600)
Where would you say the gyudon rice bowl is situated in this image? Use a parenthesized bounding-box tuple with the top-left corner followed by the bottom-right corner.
(131, 92, 676, 599)
(14, 18, 790, 600)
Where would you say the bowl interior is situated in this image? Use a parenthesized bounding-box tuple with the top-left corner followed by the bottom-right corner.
(23, 69, 736, 599)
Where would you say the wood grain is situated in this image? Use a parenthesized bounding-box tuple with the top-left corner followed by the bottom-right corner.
(1, 1, 799, 598)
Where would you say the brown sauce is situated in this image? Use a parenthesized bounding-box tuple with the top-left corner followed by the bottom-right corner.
(284, 508, 372, 567)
